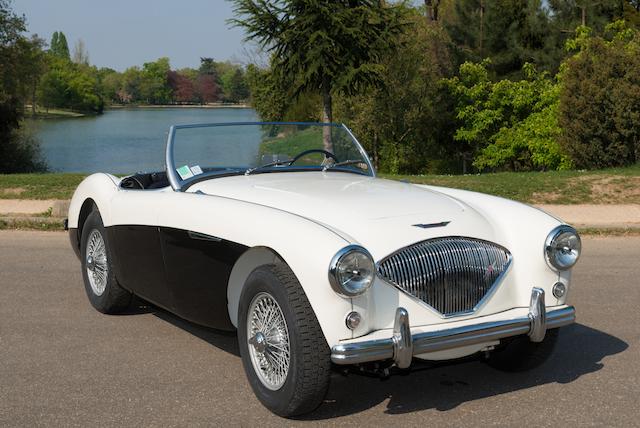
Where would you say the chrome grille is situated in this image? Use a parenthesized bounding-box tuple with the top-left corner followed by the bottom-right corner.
(377, 237, 512, 316)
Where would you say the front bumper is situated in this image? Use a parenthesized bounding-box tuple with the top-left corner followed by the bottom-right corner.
(331, 288, 575, 368)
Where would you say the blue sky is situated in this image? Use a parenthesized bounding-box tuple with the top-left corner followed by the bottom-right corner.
(14, 0, 249, 71)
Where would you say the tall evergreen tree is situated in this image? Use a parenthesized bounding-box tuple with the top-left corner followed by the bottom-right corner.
(442, 0, 557, 77)
(229, 0, 406, 150)
(50, 30, 70, 59)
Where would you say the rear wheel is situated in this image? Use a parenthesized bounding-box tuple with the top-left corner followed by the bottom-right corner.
(486, 328, 559, 372)
(238, 264, 331, 417)
(80, 210, 132, 313)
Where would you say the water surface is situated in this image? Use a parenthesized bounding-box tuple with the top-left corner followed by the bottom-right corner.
(27, 108, 258, 174)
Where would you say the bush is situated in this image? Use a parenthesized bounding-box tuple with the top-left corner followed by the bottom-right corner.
(445, 61, 570, 171)
(559, 22, 640, 169)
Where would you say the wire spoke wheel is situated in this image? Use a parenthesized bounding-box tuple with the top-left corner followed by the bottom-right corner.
(247, 292, 291, 391)
(85, 229, 108, 296)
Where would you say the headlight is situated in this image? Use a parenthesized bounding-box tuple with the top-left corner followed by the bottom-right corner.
(545, 225, 581, 271)
(328, 245, 375, 297)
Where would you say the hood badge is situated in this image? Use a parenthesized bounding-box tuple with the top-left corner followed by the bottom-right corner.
(413, 221, 451, 229)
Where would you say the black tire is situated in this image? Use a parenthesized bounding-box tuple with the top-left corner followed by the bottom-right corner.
(485, 328, 559, 372)
(80, 209, 132, 314)
(238, 264, 331, 418)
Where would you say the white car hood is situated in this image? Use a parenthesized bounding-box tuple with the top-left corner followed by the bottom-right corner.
(190, 172, 499, 259)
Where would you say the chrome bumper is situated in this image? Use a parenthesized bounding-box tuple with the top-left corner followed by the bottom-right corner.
(331, 288, 575, 368)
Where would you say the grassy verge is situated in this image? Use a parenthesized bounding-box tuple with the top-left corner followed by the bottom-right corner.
(25, 105, 87, 119)
(1, 163, 640, 203)
(0, 173, 87, 200)
(384, 164, 640, 204)
(0, 218, 65, 231)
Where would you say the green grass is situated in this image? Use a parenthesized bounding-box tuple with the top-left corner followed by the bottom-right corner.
(1, 163, 640, 204)
(0, 173, 87, 200)
(258, 127, 322, 161)
(0, 218, 65, 231)
(384, 163, 640, 205)
(25, 106, 87, 119)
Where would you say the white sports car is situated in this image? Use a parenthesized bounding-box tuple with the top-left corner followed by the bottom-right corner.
(66, 122, 580, 417)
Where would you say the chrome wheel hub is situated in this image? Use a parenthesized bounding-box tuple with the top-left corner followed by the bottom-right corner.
(247, 292, 290, 391)
(85, 229, 108, 296)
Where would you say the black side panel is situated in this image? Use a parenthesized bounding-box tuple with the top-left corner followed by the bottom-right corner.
(107, 225, 172, 309)
(159, 227, 247, 331)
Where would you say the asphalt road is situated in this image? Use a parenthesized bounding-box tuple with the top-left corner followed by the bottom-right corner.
(1, 231, 638, 427)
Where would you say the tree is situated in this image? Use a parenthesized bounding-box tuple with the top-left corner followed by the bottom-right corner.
(72, 38, 89, 65)
(559, 22, 640, 168)
(245, 63, 319, 121)
(167, 70, 195, 103)
(230, 0, 406, 150)
(0, 0, 46, 172)
(335, 11, 458, 173)
(38, 54, 104, 113)
(226, 68, 249, 102)
(195, 74, 220, 104)
(139, 57, 171, 104)
(50, 30, 70, 59)
(442, 0, 559, 78)
(444, 61, 570, 171)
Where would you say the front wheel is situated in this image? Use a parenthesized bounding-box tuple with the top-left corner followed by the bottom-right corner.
(238, 264, 331, 417)
(80, 210, 132, 314)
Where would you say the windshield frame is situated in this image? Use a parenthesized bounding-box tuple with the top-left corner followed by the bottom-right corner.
(165, 121, 375, 191)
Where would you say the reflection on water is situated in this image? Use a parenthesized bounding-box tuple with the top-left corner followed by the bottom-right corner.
(25, 108, 258, 174)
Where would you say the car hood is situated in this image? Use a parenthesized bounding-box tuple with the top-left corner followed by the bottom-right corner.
(190, 172, 499, 259)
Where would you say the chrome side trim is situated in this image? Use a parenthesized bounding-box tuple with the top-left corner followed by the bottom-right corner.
(331, 288, 576, 366)
(187, 230, 223, 242)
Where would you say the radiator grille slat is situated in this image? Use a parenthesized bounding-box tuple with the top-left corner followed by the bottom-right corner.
(378, 237, 512, 316)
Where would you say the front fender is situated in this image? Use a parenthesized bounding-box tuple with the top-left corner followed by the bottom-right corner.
(416, 184, 572, 307)
(67, 173, 120, 229)
(153, 191, 356, 347)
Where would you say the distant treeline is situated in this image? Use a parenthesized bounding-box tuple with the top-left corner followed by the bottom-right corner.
(36, 31, 250, 113)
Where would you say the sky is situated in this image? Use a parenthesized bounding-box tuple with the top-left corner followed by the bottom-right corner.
(14, 0, 250, 71)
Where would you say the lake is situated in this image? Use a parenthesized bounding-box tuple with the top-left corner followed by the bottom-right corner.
(26, 107, 259, 174)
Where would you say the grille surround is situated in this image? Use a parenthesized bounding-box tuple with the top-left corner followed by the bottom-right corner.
(377, 237, 512, 317)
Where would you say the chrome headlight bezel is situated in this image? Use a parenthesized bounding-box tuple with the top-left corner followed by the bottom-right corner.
(328, 245, 375, 297)
(544, 225, 582, 271)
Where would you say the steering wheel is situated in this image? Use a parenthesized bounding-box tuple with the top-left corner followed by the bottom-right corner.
(289, 149, 339, 166)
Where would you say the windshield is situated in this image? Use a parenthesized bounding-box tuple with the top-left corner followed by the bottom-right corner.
(166, 122, 374, 190)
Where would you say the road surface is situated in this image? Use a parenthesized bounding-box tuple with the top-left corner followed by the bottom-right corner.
(0, 231, 638, 426)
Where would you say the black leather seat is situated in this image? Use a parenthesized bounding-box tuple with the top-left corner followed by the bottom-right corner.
(120, 171, 169, 190)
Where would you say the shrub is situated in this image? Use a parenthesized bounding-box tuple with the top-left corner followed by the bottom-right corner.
(559, 22, 640, 169)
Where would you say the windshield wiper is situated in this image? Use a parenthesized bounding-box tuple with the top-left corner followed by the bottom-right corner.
(245, 159, 293, 175)
(322, 160, 366, 172)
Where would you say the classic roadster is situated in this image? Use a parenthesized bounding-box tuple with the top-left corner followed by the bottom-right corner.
(67, 122, 580, 417)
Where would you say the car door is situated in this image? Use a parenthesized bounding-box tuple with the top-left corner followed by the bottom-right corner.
(158, 227, 247, 330)
(107, 190, 173, 310)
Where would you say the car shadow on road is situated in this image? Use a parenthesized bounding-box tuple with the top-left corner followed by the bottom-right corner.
(303, 323, 628, 420)
(151, 308, 241, 357)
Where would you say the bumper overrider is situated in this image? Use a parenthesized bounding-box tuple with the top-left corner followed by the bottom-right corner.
(331, 288, 576, 368)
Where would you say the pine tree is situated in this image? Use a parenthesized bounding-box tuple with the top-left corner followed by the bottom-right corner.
(229, 0, 406, 150)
